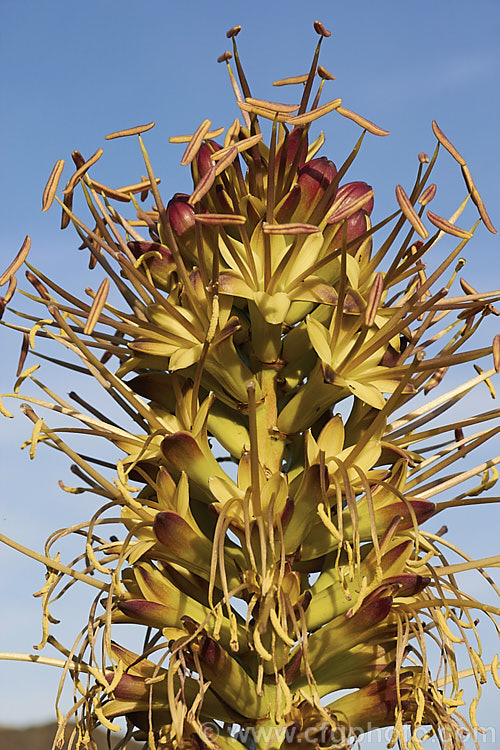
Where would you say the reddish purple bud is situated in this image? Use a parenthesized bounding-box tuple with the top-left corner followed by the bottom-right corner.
(215, 185, 234, 213)
(351, 594, 393, 626)
(276, 185, 302, 223)
(127, 241, 176, 289)
(383, 574, 431, 597)
(200, 635, 221, 666)
(409, 499, 436, 524)
(296, 157, 338, 213)
(190, 734, 209, 750)
(300, 589, 312, 611)
(281, 497, 294, 528)
(195, 140, 222, 178)
(284, 647, 303, 684)
(275, 127, 308, 173)
(117, 599, 176, 628)
(380, 344, 400, 368)
(345, 209, 369, 244)
(334, 181, 374, 216)
(105, 672, 147, 700)
(327, 183, 373, 254)
(127, 240, 165, 259)
(166, 193, 196, 236)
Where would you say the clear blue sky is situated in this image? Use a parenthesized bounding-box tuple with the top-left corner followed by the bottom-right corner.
(1, 0, 499, 739)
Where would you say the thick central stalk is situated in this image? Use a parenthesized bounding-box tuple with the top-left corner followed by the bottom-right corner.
(255, 368, 285, 475)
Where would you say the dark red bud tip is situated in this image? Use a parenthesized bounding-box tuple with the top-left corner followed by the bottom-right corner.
(181, 615, 201, 635)
(276, 127, 309, 172)
(299, 156, 337, 185)
(153, 510, 190, 550)
(200, 635, 221, 665)
(352, 594, 393, 624)
(345, 210, 369, 244)
(127, 241, 175, 289)
(127, 240, 167, 258)
(215, 185, 234, 213)
(117, 599, 167, 622)
(190, 734, 209, 750)
(25, 271, 50, 299)
(284, 647, 303, 683)
(195, 140, 222, 178)
(296, 157, 338, 214)
(276, 185, 301, 223)
(167, 193, 196, 235)
(281, 497, 294, 527)
(335, 181, 374, 216)
(411, 500, 436, 523)
(105, 672, 147, 700)
(383, 574, 431, 597)
(300, 590, 312, 611)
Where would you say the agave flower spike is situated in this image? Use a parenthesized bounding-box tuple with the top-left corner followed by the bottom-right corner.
(2, 19, 500, 750)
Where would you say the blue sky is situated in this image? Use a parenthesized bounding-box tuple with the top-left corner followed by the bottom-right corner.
(1, 0, 499, 738)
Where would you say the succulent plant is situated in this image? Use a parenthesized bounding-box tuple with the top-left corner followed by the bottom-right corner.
(1, 20, 500, 750)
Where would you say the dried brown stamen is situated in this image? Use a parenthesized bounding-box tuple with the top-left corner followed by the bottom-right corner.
(336, 106, 390, 136)
(262, 222, 320, 235)
(189, 165, 217, 205)
(0, 236, 31, 286)
(42, 159, 65, 213)
(84, 278, 110, 336)
(365, 272, 384, 326)
(426, 211, 472, 239)
(214, 146, 238, 175)
(117, 177, 161, 194)
(273, 74, 310, 87)
(105, 121, 156, 140)
(63, 149, 104, 194)
(4, 275, 17, 304)
(313, 20, 331, 37)
(217, 51, 232, 63)
(226, 25, 242, 38)
(327, 190, 375, 224)
(418, 183, 437, 206)
(395, 185, 429, 239)
(493, 335, 500, 373)
(238, 102, 292, 123)
(210, 133, 262, 161)
(317, 65, 335, 80)
(169, 128, 225, 144)
(245, 97, 300, 114)
(431, 120, 466, 165)
(461, 164, 497, 234)
(288, 98, 342, 125)
(16, 332, 29, 377)
(180, 120, 213, 166)
(87, 179, 130, 203)
(194, 214, 246, 226)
